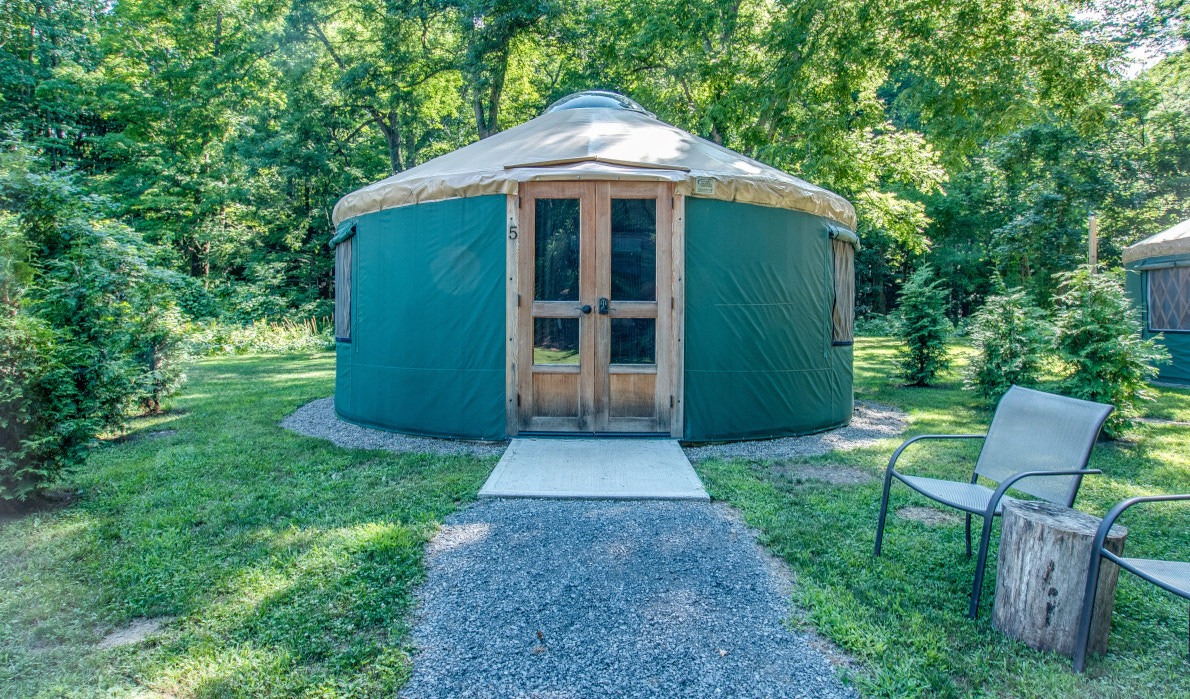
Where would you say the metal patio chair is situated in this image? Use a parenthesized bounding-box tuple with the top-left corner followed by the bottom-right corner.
(1073, 494, 1190, 672)
(874, 385, 1113, 619)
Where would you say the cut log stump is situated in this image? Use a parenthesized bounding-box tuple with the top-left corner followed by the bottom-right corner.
(993, 500, 1128, 657)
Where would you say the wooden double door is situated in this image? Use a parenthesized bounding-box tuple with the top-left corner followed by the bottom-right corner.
(514, 181, 676, 434)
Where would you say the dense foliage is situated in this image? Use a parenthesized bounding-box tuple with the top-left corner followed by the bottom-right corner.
(0, 147, 187, 498)
(4, 0, 1188, 321)
(1, 1, 1188, 491)
(964, 286, 1053, 401)
(1053, 267, 1169, 436)
(895, 266, 952, 387)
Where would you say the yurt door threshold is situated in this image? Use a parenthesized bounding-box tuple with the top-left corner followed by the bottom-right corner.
(507, 182, 684, 437)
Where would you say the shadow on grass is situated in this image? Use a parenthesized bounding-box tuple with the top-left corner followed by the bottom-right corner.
(0, 353, 495, 698)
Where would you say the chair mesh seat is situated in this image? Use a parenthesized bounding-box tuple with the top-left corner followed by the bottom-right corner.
(1123, 558, 1190, 598)
(898, 475, 1016, 514)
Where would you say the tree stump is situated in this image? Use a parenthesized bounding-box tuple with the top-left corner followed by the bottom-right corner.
(993, 500, 1128, 657)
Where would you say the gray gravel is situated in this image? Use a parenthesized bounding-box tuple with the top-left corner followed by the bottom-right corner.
(280, 397, 506, 456)
(401, 499, 856, 699)
(684, 401, 906, 462)
(283, 397, 905, 462)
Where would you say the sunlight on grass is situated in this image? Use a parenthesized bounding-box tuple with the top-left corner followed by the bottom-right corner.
(698, 336, 1190, 698)
(0, 353, 493, 698)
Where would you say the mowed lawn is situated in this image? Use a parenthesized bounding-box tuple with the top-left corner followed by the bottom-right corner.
(697, 338, 1190, 698)
(0, 354, 495, 697)
(1, 343, 1188, 698)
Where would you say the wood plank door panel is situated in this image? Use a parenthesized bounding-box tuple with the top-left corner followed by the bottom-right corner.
(516, 181, 672, 434)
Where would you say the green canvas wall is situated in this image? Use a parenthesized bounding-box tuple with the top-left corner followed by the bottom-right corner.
(1126, 257, 1190, 386)
(334, 195, 854, 440)
(683, 198, 853, 440)
(334, 195, 507, 439)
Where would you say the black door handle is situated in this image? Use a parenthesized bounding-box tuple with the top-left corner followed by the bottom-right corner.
(598, 298, 609, 315)
(579, 304, 592, 314)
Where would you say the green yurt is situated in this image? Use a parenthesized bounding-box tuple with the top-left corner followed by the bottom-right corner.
(1124, 218, 1190, 386)
(330, 91, 858, 440)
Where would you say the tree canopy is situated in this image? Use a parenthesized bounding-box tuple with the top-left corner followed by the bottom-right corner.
(1, 0, 1187, 320)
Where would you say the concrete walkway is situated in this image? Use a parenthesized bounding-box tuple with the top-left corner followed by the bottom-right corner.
(478, 438, 708, 500)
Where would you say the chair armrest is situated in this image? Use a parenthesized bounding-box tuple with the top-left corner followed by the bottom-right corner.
(886, 434, 985, 475)
(1091, 494, 1190, 598)
(985, 469, 1104, 516)
(1092, 494, 1190, 556)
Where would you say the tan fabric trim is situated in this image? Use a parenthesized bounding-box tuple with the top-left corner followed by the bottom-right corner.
(1123, 238, 1190, 264)
(332, 168, 857, 229)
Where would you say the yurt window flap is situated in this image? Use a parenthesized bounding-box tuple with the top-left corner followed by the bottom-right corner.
(828, 226, 858, 345)
(333, 222, 356, 343)
(1148, 266, 1190, 332)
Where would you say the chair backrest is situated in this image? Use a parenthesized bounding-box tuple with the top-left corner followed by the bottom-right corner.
(975, 386, 1114, 506)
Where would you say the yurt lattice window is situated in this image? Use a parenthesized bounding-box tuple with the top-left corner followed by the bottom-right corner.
(1148, 266, 1190, 332)
(334, 235, 353, 343)
(829, 230, 856, 345)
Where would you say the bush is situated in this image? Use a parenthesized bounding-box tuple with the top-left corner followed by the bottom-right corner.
(184, 317, 334, 356)
(855, 313, 898, 337)
(1052, 267, 1168, 437)
(896, 265, 953, 386)
(0, 146, 188, 499)
(964, 286, 1053, 401)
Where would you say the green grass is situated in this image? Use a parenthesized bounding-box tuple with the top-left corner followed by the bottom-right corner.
(3, 345, 1187, 697)
(0, 353, 494, 697)
(696, 337, 1190, 698)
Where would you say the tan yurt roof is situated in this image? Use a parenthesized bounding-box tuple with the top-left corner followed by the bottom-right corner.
(1123, 217, 1190, 264)
(332, 92, 856, 229)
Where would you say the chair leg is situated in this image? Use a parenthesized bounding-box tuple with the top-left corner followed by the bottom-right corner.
(965, 514, 972, 558)
(968, 515, 996, 620)
(875, 469, 895, 557)
(1073, 548, 1105, 672)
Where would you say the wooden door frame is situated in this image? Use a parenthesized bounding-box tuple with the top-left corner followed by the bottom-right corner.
(505, 182, 685, 438)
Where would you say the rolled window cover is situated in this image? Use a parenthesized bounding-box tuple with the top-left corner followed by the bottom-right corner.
(831, 237, 855, 345)
(334, 236, 353, 343)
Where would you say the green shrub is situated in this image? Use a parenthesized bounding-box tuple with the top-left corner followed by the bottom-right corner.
(0, 147, 188, 498)
(964, 286, 1053, 401)
(184, 318, 334, 356)
(1052, 267, 1168, 437)
(855, 313, 898, 337)
(895, 265, 953, 386)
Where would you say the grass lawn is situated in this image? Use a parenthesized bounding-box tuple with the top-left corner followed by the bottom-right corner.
(696, 337, 1190, 698)
(0, 353, 495, 697)
(2, 343, 1187, 697)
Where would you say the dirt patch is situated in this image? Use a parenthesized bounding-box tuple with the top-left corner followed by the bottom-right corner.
(107, 428, 179, 445)
(0, 490, 76, 521)
(1138, 416, 1190, 427)
(97, 618, 171, 649)
(769, 463, 876, 486)
(897, 506, 961, 527)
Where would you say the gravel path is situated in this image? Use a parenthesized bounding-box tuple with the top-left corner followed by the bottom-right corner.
(683, 401, 906, 462)
(401, 499, 856, 699)
(280, 397, 506, 456)
(283, 397, 905, 462)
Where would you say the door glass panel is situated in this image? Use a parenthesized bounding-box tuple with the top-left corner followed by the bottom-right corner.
(610, 318, 655, 364)
(534, 318, 579, 365)
(535, 199, 580, 301)
(610, 199, 656, 301)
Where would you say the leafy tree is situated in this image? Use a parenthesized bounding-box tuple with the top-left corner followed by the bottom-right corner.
(964, 285, 1053, 401)
(0, 146, 185, 498)
(895, 265, 952, 386)
(1052, 267, 1168, 437)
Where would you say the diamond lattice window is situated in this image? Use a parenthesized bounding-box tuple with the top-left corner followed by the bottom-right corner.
(1148, 266, 1190, 332)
